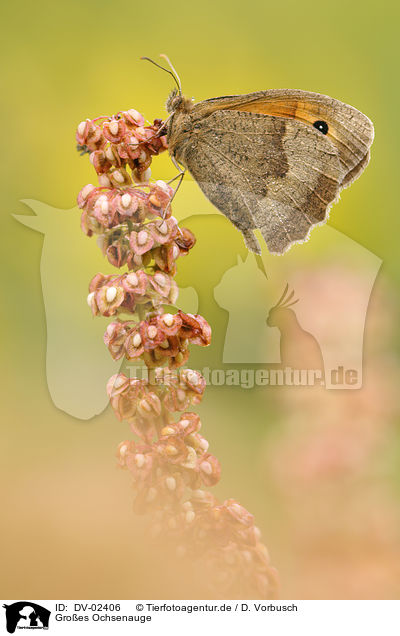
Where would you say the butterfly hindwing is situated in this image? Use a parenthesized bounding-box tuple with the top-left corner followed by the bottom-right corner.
(179, 109, 342, 253)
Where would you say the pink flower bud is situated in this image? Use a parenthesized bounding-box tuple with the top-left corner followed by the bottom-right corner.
(77, 184, 96, 208)
(103, 118, 127, 143)
(124, 109, 145, 127)
(129, 230, 154, 256)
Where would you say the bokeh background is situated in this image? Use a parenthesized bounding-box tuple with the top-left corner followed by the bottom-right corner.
(1, 0, 400, 599)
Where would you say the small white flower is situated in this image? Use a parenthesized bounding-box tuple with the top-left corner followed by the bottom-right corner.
(80, 184, 95, 200)
(132, 333, 142, 348)
(165, 477, 176, 491)
(147, 326, 158, 339)
(98, 174, 111, 187)
(163, 313, 174, 327)
(121, 193, 131, 208)
(106, 286, 117, 303)
(157, 220, 168, 235)
(154, 273, 165, 286)
(109, 120, 119, 136)
(137, 230, 148, 246)
(155, 179, 169, 192)
(200, 461, 212, 475)
(77, 121, 87, 136)
(126, 272, 138, 286)
(142, 167, 151, 181)
(199, 438, 209, 451)
(135, 454, 146, 468)
(105, 146, 115, 162)
(113, 375, 126, 389)
(112, 170, 124, 184)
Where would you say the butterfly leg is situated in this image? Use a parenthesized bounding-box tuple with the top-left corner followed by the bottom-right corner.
(167, 170, 186, 186)
(126, 113, 173, 151)
(162, 166, 186, 219)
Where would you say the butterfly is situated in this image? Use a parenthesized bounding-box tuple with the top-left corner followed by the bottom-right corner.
(145, 56, 374, 255)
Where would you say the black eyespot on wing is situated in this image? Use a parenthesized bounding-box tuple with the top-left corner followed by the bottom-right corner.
(313, 120, 329, 135)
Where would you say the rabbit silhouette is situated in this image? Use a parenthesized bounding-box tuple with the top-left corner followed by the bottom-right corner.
(267, 284, 324, 372)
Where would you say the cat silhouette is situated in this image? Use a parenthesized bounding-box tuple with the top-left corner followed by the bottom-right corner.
(214, 252, 280, 363)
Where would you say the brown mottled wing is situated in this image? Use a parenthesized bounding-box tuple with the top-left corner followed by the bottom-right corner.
(195, 89, 374, 188)
(180, 109, 343, 254)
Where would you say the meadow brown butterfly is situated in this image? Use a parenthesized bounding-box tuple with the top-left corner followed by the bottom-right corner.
(145, 56, 374, 255)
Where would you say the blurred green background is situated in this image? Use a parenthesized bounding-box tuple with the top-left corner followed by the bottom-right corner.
(1, 0, 400, 599)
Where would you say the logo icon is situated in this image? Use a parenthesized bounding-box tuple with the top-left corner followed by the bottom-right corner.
(2, 602, 50, 633)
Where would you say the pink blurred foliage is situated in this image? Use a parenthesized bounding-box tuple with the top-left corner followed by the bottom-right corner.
(261, 266, 400, 598)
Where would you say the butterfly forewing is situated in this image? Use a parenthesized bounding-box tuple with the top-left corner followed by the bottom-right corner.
(195, 89, 374, 178)
(167, 89, 374, 254)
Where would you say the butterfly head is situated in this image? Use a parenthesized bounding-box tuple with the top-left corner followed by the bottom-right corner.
(166, 89, 194, 114)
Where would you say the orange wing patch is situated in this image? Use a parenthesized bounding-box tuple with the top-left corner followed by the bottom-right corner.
(228, 98, 339, 143)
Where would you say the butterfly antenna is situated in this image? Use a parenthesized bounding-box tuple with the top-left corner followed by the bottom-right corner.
(141, 55, 182, 95)
(159, 54, 182, 94)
